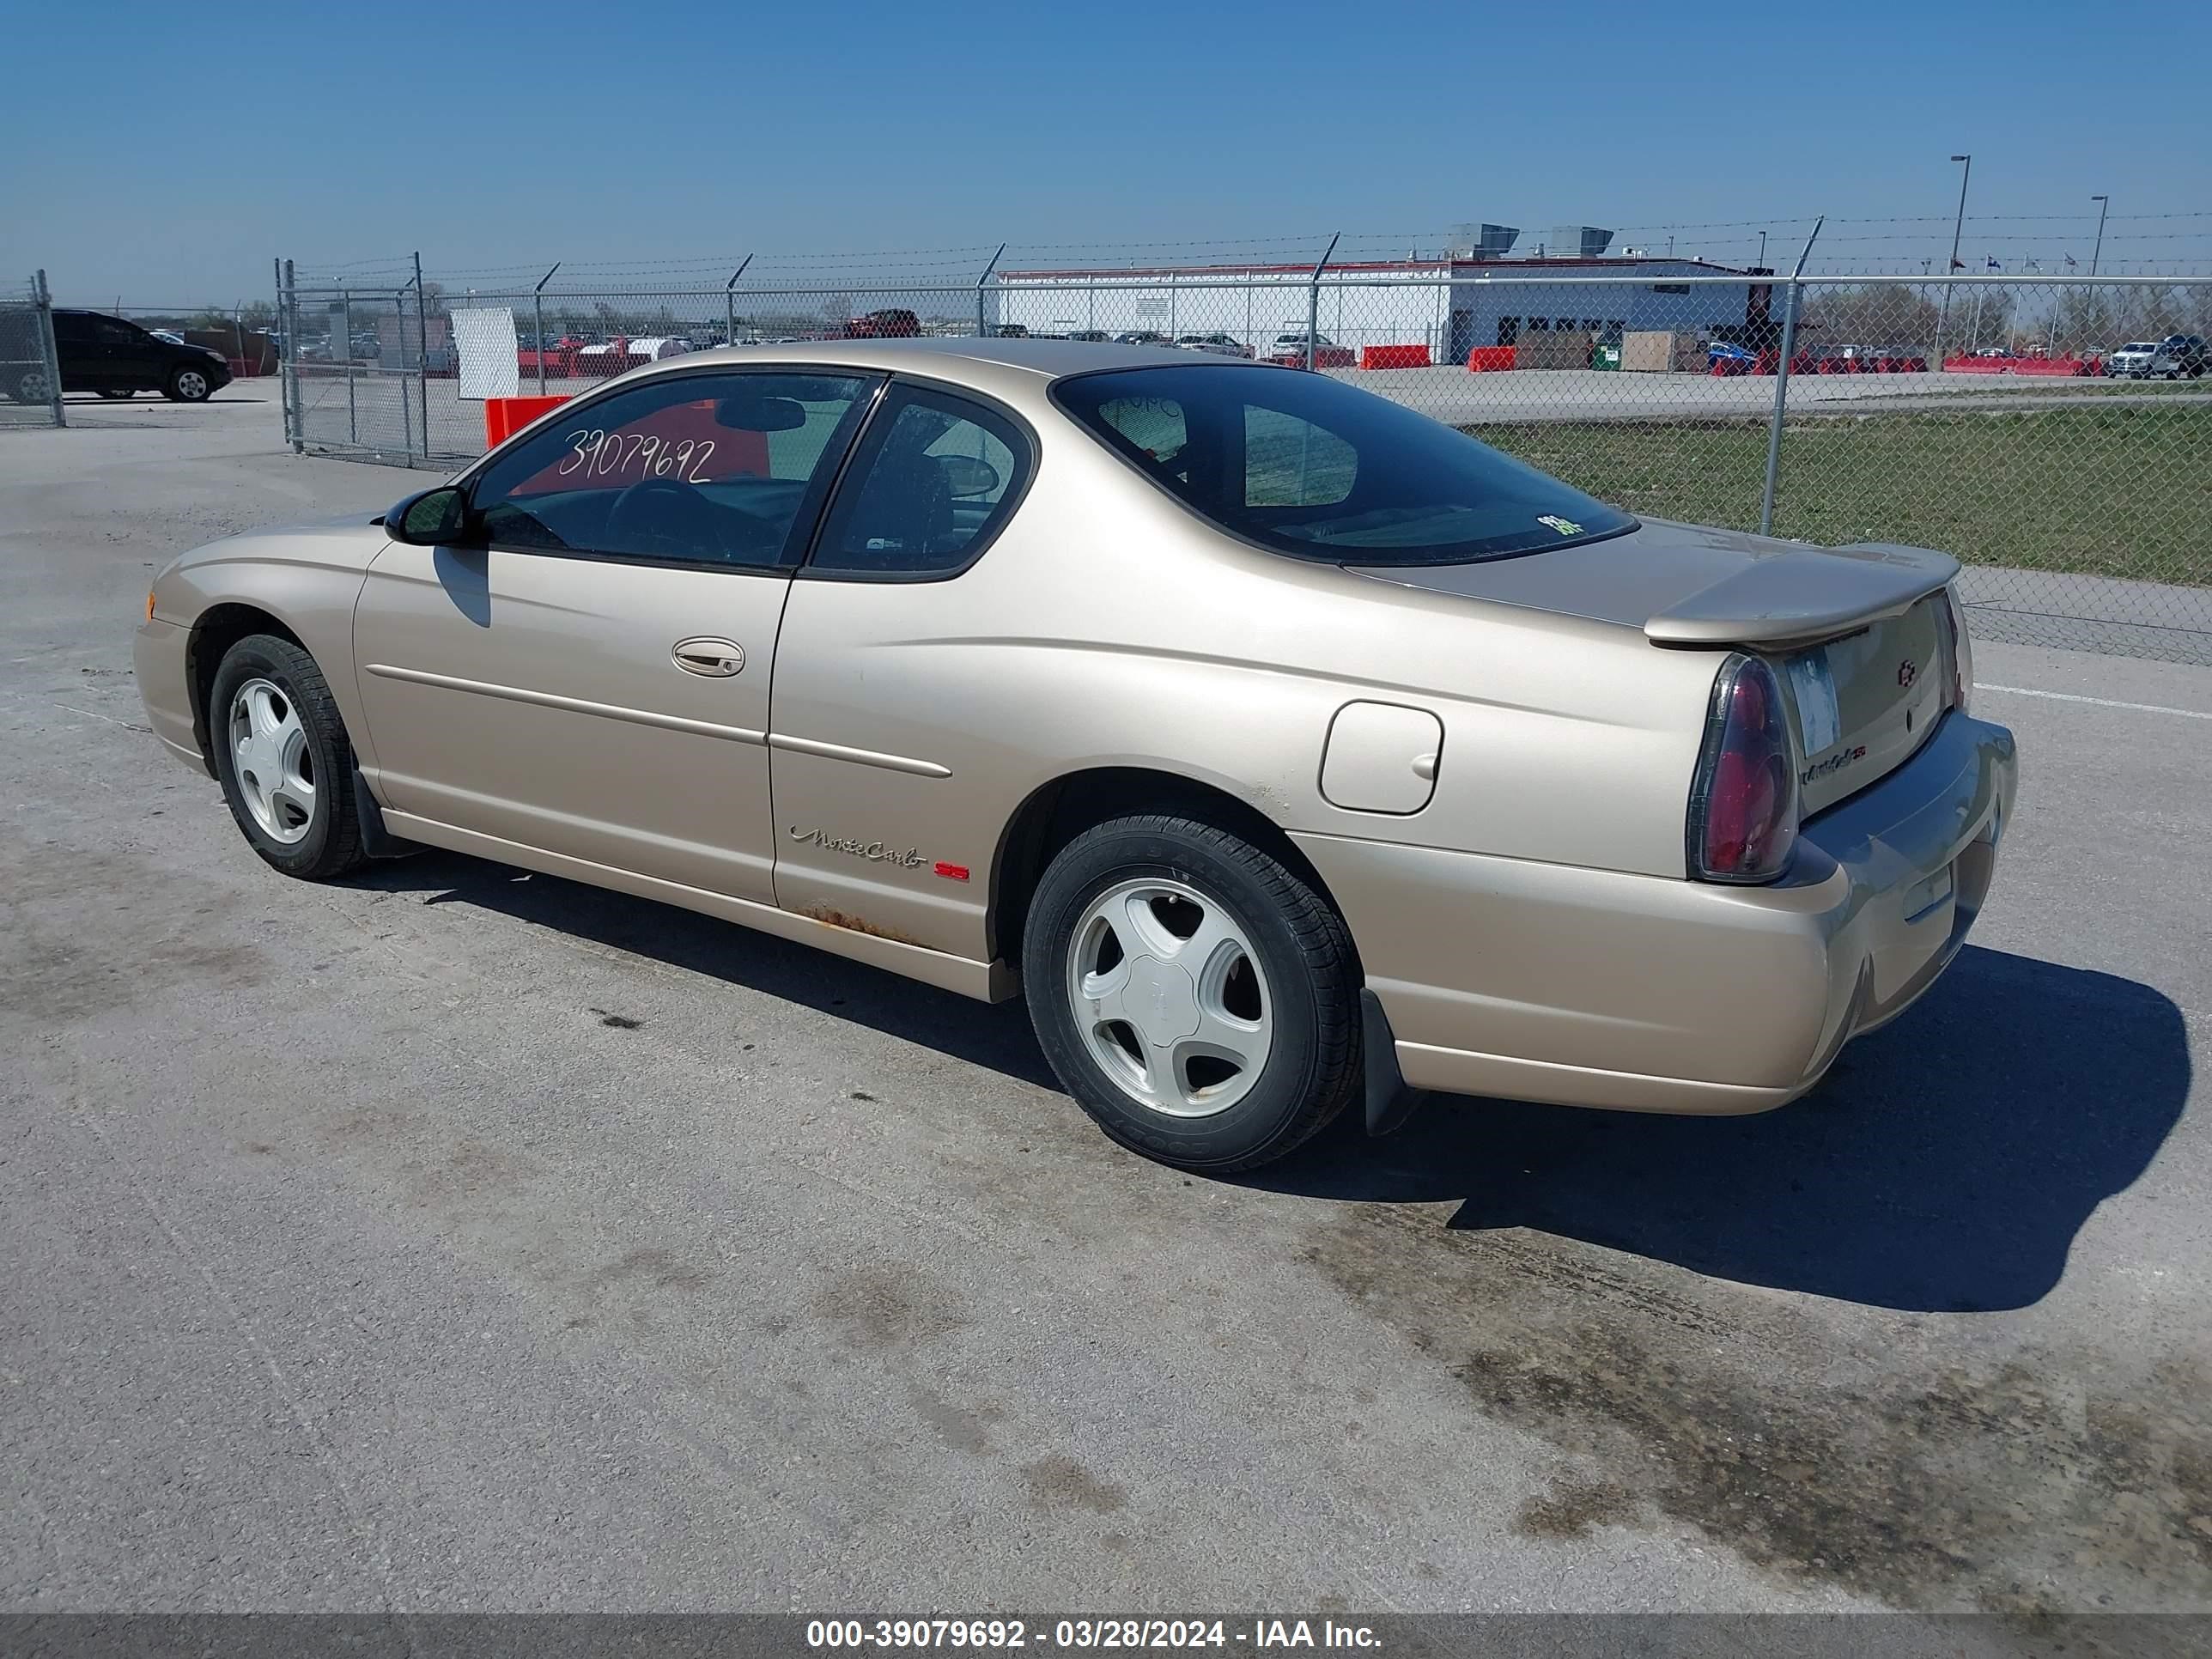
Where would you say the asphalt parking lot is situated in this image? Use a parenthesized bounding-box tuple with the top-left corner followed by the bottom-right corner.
(3, 406, 2210, 1622)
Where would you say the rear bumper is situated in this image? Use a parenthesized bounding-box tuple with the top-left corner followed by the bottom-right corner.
(1292, 711, 2018, 1115)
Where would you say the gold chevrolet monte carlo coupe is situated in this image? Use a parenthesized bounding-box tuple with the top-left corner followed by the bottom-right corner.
(137, 340, 2017, 1170)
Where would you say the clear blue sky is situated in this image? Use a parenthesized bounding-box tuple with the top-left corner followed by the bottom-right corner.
(5, 0, 2208, 303)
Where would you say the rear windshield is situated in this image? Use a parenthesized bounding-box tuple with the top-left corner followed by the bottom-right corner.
(1054, 364, 1635, 565)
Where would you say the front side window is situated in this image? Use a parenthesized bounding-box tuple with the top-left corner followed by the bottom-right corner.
(1054, 364, 1635, 566)
(468, 371, 878, 568)
(809, 385, 1030, 578)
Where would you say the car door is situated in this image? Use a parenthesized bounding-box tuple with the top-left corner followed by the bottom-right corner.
(93, 317, 163, 391)
(352, 367, 881, 904)
(49, 313, 96, 392)
(768, 379, 1036, 957)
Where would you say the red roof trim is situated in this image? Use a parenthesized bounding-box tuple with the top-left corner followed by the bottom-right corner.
(998, 257, 1750, 280)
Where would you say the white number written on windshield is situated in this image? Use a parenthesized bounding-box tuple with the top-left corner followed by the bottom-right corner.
(556, 428, 717, 484)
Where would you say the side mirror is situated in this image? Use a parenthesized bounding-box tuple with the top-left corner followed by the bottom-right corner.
(386, 485, 473, 547)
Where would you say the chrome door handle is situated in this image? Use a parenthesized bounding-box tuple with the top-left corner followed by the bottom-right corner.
(672, 637, 745, 678)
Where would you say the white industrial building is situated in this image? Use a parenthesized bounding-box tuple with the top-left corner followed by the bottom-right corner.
(989, 224, 1773, 362)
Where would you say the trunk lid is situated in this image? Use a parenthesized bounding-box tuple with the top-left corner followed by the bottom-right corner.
(1346, 517, 1958, 811)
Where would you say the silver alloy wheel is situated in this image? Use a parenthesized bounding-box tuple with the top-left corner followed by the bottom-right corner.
(228, 678, 316, 844)
(174, 369, 209, 399)
(1066, 877, 1273, 1118)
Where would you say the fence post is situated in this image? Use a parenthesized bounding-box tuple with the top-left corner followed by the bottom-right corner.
(398, 286, 416, 465)
(33, 270, 64, 428)
(1307, 232, 1340, 370)
(534, 262, 562, 395)
(343, 289, 356, 446)
(724, 254, 751, 351)
(1759, 216, 1823, 538)
(285, 259, 299, 445)
(412, 252, 429, 460)
(274, 259, 291, 450)
(975, 243, 1006, 339)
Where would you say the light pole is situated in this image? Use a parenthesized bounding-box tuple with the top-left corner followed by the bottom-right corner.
(1936, 153, 1972, 365)
(2089, 193, 2109, 275)
(1758, 230, 1768, 269)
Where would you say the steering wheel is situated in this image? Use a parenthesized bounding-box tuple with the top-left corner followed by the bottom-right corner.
(604, 477, 716, 558)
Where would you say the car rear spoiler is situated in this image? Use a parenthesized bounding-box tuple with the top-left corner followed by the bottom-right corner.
(1644, 543, 1960, 651)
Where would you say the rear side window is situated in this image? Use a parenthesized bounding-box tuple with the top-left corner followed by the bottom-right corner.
(809, 385, 1030, 578)
(1055, 364, 1634, 565)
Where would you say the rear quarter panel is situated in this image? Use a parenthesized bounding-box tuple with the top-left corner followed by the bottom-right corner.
(768, 420, 1723, 964)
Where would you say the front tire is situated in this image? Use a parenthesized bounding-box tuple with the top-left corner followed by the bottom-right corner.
(166, 365, 212, 402)
(1022, 814, 1361, 1171)
(207, 634, 369, 880)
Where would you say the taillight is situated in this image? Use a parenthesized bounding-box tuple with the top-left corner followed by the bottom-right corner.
(1935, 586, 1972, 713)
(1688, 654, 1800, 883)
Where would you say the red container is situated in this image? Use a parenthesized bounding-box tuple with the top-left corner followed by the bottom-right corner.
(484, 394, 573, 448)
(1466, 346, 1516, 373)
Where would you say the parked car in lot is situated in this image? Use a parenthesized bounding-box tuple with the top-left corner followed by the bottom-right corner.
(1868, 345, 1930, 374)
(843, 309, 921, 339)
(1176, 332, 1252, 358)
(2104, 336, 2206, 379)
(1707, 340, 1759, 371)
(1262, 331, 1356, 368)
(3, 307, 233, 404)
(137, 339, 2014, 1173)
(1113, 330, 1172, 346)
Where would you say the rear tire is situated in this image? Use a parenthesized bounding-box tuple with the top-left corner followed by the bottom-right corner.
(9, 368, 49, 404)
(1022, 814, 1361, 1171)
(207, 634, 369, 881)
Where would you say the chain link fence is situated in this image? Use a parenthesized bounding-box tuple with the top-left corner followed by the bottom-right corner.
(0, 271, 65, 428)
(275, 256, 2212, 664)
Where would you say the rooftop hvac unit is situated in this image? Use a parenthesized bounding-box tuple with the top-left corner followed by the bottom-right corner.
(1549, 226, 1616, 259)
(1448, 223, 1520, 260)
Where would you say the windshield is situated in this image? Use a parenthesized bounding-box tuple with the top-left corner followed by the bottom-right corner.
(2120, 343, 2159, 353)
(1054, 364, 1636, 565)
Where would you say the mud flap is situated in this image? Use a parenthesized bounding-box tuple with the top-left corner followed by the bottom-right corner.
(351, 767, 421, 860)
(1361, 988, 1429, 1137)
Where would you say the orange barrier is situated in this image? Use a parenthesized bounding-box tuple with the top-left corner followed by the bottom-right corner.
(1359, 344, 1432, 370)
(485, 394, 572, 447)
(1942, 356, 2009, 374)
(1466, 346, 1516, 373)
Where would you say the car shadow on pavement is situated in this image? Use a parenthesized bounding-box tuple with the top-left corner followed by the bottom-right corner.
(1248, 945, 2191, 1312)
(353, 852, 1064, 1091)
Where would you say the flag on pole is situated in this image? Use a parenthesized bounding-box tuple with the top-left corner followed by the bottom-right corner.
(1986, 257, 2002, 270)
(2063, 253, 2078, 269)
(1950, 258, 1967, 270)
